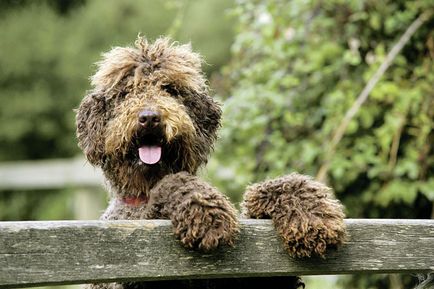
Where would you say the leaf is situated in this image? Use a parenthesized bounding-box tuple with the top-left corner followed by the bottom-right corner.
(375, 181, 418, 207)
(418, 179, 434, 201)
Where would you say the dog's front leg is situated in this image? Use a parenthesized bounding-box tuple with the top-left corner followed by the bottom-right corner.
(242, 173, 346, 258)
(145, 172, 240, 251)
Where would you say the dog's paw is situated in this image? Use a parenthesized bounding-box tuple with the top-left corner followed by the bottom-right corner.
(171, 192, 239, 251)
(274, 211, 346, 258)
(269, 174, 346, 257)
(242, 173, 346, 258)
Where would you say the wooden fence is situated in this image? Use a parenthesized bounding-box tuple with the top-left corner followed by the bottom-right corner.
(1, 218, 433, 288)
(0, 158, 105, 220)
(1, 159, 433, 287)
(0, 157, 103, 190)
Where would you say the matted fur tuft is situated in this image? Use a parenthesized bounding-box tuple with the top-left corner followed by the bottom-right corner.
(91, 36, 207, 94)
(242, 173, 347, 258)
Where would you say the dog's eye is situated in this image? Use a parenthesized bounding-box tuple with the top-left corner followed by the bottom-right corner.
(118, 90, 128, 99)
(162, 84, 179, 97)
(114, 90, 129, 103)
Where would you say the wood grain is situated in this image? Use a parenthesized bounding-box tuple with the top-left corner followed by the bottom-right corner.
(0, 219, 433, 288)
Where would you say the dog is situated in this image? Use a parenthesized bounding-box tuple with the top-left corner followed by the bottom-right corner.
(76, 36, 345, 289)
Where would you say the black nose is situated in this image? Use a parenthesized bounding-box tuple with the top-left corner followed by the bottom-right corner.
(138, 110, 161, 128)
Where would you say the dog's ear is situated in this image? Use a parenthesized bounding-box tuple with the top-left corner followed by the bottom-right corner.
(202, 93, 222, 141)
(189, 90, 222, 142)
(75, 92, 107, 166)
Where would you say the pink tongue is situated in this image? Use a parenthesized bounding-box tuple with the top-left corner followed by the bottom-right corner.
(138, 146, 162, 164)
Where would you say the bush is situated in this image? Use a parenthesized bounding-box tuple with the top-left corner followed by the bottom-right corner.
(208, 1, 433, 287)
(0, 0, 235, 161)
(212, 0, 433, 214)
(0, 0, 235, 221)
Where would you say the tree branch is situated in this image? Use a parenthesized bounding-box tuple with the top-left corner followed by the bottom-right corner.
(316, 10, 433, 183)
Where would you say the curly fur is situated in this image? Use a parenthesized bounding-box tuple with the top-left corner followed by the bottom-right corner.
(104, 93, 196, 157)
(77, 36, 345, 289)
(242, 173, 346, 258)
(76, 36, 223, 197)
(76, 37, 240, 289)
(101, 172, 239, 251)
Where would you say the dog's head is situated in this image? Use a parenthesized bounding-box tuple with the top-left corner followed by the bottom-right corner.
(76, 37, 221, 194)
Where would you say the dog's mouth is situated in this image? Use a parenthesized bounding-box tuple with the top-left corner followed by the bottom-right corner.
(139, 144, 161, 164)
(134, 132, 165, 165)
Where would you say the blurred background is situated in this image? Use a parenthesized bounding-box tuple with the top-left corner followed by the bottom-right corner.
(0, 0, 433, 288)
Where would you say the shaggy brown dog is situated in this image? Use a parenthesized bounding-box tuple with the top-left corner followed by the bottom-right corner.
(76, 36, 345, 289)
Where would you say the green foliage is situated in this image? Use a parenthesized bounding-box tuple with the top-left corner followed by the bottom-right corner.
(0, 189, 74, 221)
(210, 0, 434, 216)
(0, 0, 235, 162)
(207, 1, 433, 287)
(0, 0, 235, 221)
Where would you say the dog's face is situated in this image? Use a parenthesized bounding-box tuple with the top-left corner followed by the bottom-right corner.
(76, 37, 221, 195)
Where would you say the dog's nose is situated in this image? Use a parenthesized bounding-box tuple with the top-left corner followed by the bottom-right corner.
(138, 110, 161, 128)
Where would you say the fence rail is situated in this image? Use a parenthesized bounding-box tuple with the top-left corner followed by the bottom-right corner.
(0, 158, 103, 190)
(1, 219, 433, 288)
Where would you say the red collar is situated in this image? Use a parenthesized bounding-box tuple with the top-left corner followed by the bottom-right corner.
(121, 194, 148, 206)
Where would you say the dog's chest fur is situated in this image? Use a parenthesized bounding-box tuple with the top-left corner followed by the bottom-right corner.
(101, 198, 155, 220)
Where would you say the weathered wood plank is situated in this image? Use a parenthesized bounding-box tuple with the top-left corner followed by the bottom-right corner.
(0, 219, 433, 288)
